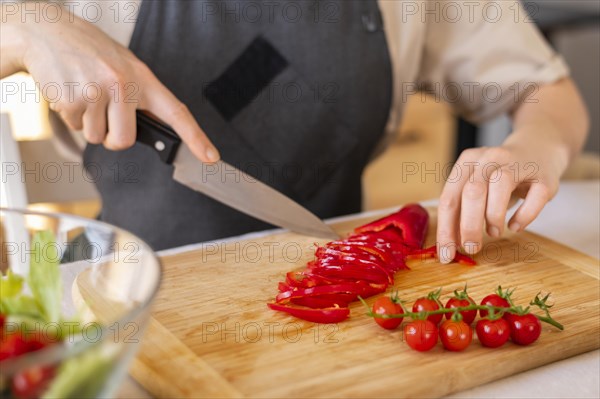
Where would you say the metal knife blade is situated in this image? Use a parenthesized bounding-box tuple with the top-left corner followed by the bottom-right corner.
(135, 111, 339, 239)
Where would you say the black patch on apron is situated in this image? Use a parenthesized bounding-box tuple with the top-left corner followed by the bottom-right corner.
(203, 36, 288, 121)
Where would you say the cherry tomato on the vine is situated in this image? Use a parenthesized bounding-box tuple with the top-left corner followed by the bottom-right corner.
(439, 319, 472, 351)
(372, 296, 403, 330)
(404, 319, 438, 352)
(508, 313, 542, 346)
(476, 318, 510, 348)
(479, 288, 511, 318)
(412, 297, 443, 325)
(445, 297, 477, 325)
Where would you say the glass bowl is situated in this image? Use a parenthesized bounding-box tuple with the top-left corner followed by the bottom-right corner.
(0, 208, 161, 398)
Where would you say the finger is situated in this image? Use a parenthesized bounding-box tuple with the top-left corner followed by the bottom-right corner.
(82, 104, 107, 145)
(460, 166, 488, 255)
(484, 167, 517, 238)
(437, 149, 483, 263)
(508, 183, 552, 232)
(436, 197, 459, 264)
(141, 74, 219, 163)
(57, 105, 85, 131)
(105, 100, 136, 151)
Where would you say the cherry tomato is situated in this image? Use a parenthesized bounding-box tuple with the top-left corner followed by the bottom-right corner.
(11, 366, 55, 399)
(412, 297, 443, 325)
(479, 294, 510, 318)
(372, 296, 403, 330)
(439, 319, 472, 351)
(445, 297, 477, 325)
(476, 318, 510, 348)
(0, 334, 29, 361)
(508, 313, 542, 345)
(404, 319, 438, 351)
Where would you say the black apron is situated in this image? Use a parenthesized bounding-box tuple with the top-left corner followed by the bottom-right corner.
(84, 0, 392, 250)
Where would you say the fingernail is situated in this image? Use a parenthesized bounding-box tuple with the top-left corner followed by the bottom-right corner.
(489, 226, 500, 238)
(508, 222, 521, 232)
(439, 253, 452, 264)
(438, 244, 454, 264)
(205, 147, 220, 162)
(462, 241, 479, 255)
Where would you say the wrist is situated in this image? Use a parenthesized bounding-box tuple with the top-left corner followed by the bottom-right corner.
(503, 123, 571, 178)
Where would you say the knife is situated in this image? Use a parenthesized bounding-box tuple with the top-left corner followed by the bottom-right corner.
(135, 111, 339, 239)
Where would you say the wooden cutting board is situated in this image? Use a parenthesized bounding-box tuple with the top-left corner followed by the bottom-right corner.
(129, 210, 600, 398)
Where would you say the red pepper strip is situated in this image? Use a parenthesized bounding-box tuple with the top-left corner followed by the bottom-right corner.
(454, 252, 477, 266)
(275, 282, 379, 304)
(339, 239, 410, 270)
(345, 235, 414, 259)
(354, 203, 429, 248)
(405, 245, 477, 266)
(324, 242, 409, 273)
(309, 264, 390, 285)
(314, 248, 395, 284)
(291, 295, 351, 309)
(314, 256, 393, 282)
(268, 303, 350, 323)
(295, 270, 390, 291)
(316, 246, 383, 264)
(405, 246, 436, 261)
(360, 228, 404, 244)
(285, 271, 333, 288)
(326, 241, 391, 264)
(317, 246, 384, 268)
(278, 282, 292, 292)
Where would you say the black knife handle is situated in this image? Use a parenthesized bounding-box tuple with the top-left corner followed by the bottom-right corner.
(135, 111, 182, 164)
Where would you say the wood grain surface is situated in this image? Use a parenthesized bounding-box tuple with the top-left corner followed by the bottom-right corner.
(128, 210, 600, 398)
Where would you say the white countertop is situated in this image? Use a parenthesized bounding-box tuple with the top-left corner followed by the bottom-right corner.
(119, 180, 600, 398)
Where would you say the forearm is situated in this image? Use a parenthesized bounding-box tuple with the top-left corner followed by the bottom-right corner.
(506, 78, 589, 173)
(0, 3, 29, 78)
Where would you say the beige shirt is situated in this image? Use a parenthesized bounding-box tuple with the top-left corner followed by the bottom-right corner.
(65, 0, 568, 147)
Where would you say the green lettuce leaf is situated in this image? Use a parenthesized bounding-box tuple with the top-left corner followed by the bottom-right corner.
(28, 230, 63, 323)
(0, 269, 24, 298)
(0, 295, 42, 319)
(42, 346, 114, 399)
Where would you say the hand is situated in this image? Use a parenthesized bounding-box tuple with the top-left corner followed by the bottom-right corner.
(7, 7, 219, 162)
(436, 125, 569, 263)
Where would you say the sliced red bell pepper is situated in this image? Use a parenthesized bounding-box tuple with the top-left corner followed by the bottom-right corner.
(340, 237, 410, 270)
(291, 295, 351, 309)
(276, 282, 381, 304)
(454, 252, 477, 266)
(286, 271, 340, 288)
(314, 247, 394, 284)
(285, 271, 330, 288)
(267, 303, 350, 323)
(354, 203, 429, 248)
(325, 242, 398, 270)
(359, 228, 404, 243)
(278, 282, 292, 292)
(268, 206, 443, 324)
(405, 245, 477, 266)
(292, 270, 389, 291)
(405, 246, 437, 261)
(308, 264, 390, 285)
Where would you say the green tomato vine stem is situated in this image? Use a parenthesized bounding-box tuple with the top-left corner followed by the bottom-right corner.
(358, 297, 564, 330)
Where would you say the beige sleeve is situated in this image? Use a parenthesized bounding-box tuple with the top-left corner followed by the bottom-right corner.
(417, 0, 570, 124)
